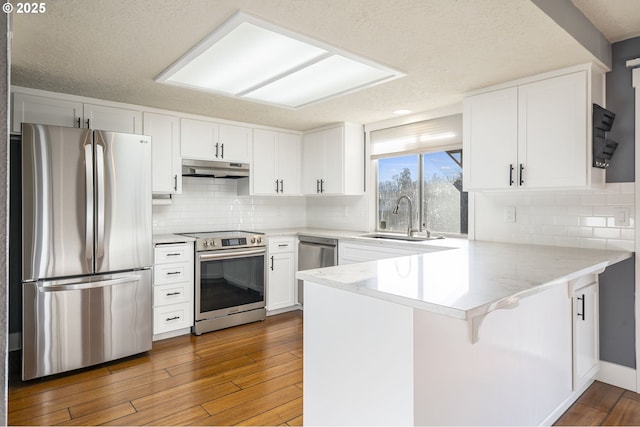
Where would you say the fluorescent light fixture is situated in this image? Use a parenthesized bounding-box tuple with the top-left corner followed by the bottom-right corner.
(393, 109, 412, 115)
(155, 12, 406, 109)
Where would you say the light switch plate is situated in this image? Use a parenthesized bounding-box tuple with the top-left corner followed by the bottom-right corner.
(504, 206, 516, 223)
(613, 207, 630, 226)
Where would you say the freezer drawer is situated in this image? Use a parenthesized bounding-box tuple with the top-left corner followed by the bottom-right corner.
(22, 269, 152, 380)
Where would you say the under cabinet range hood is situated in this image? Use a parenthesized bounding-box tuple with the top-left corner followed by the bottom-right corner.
(182, 159, 249, 178)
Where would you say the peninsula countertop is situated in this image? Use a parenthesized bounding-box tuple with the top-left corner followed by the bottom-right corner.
(296, 239, 632, 320)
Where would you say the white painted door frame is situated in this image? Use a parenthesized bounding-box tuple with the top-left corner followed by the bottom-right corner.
(633, 66, 640, 392)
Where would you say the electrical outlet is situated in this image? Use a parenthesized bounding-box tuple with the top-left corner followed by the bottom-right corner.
(504, 206, 516, 223)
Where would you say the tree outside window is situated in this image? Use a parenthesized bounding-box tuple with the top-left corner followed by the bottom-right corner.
(377, 150, 467, 235)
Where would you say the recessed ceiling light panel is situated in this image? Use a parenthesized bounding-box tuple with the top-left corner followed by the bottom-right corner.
(155, 12, 405, 109)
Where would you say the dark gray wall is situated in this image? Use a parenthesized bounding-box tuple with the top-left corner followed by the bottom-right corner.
(605, 37, 640, 182)
(598, 36, 640, 369)
(600, 257, 636, 367)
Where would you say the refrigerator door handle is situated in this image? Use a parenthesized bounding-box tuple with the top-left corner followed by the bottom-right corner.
(84, 142, 94, 265)
(36, 275, 142, 292)
(95, 141, 105, 259)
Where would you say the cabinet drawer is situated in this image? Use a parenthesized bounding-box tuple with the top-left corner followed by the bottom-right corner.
(154, 264, 189, 285)
(153, 303, 193, 334)
(269, 237, 295, 254)
(154, 282, 191, 306)
(154, 243, 191, 264)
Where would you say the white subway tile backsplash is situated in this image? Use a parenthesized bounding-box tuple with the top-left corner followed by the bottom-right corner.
(579, 238, 608, 250)
(152, 177, 367, 234)
(593, 227, 621, 239)
(152, 177, 308, 234)
(473, 183, 635, 251)
(580, 194, 608, 205)
(580, 216, 608, 227)
(607, 239, 635, 252)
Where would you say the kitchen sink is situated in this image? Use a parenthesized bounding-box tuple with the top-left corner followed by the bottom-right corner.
(358, 233, 445, 242)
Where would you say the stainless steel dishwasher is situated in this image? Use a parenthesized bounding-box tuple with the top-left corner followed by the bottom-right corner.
(297, 235, 338, 304)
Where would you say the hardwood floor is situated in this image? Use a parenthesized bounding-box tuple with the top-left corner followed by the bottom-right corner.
(556, 381, 640, 426)
(9, 309, 640, 426)
(8, 310, 303, 426)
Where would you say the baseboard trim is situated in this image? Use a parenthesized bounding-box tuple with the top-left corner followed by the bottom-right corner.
(542, 378, 595, 426)
(267, 305, 302, 316)
(596, 360, 637, 392)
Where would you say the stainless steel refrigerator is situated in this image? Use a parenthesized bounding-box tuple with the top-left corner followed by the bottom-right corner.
(21, 123, 153, 380)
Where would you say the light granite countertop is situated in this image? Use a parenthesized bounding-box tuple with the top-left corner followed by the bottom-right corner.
(296, 239, 632, 320)
(152, 233, 196, 244)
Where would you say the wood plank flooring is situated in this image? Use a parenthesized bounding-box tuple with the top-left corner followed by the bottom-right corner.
(8, 310, 303, 426)
(556, 380, 640, 426)
(9, 309, 640, 426)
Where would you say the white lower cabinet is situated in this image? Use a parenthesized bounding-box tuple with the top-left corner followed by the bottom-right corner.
(571, 275, 599, 390)
(153, 242, 194, 339)
(267, 237, 296, 311)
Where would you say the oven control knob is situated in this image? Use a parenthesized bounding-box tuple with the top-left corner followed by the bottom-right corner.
(202, 241, 208, 248)
(256, 237, 263, 244)
(250, 237, 256, 244)
(209, 239, 216, 246)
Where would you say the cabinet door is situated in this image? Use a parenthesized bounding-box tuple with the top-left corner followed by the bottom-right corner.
(267, 252, 296, 311)
(180, 118, 218, 160)
(573, 281, 598, 389)
(518, 71, 587, 189)
(144, 113, 181, 194)
(277, 132, 301, 195)
(252, 129, 279, 194)
(302, 131, 325, 194)
(12, 93, 83, 133)
(321, 127, 345, 194)
(219, 123, 251, 162)
(83, 103, 142, 134)
(462, 87, 518, 190)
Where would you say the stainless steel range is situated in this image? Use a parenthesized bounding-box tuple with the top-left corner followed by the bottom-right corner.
(180, 231, 266, 335)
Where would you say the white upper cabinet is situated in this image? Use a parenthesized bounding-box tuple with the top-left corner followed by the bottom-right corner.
(180, 118, 218, 160)
(302, 122, 364, 195)
(12, 93, 83, 132)
(277, 132, 302, 195)
(143, 112, 182, 194)
(180, 119, 251, 163)
(463, 64, 605, 191)
(83, 103, 142, 134)
(251, 129, 301, 196)
(462, 87, 518, 190)
(518, 72, 588, 188)
(12, 92, 142, 134)
(219, 123, 252, 163)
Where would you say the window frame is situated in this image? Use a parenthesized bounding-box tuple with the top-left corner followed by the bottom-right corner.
(374, 147, 467, 236)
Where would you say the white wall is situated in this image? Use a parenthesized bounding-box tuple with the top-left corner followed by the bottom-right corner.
(473, 183, 635, 251)
(152, 177, 307, 234)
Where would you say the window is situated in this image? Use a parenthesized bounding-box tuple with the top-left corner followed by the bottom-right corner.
(372, 114, 467, 236)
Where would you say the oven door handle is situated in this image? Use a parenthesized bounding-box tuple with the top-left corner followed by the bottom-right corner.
(198, 248, 266, 261)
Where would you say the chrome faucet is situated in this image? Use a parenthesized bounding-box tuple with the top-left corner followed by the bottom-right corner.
(392, 195, 418, 236)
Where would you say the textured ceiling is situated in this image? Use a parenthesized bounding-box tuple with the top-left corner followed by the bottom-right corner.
(572, 0, 640, 43)
(9, 0, 632, 131)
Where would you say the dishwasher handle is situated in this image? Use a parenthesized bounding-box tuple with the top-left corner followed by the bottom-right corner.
(298, 235, 338, 247)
